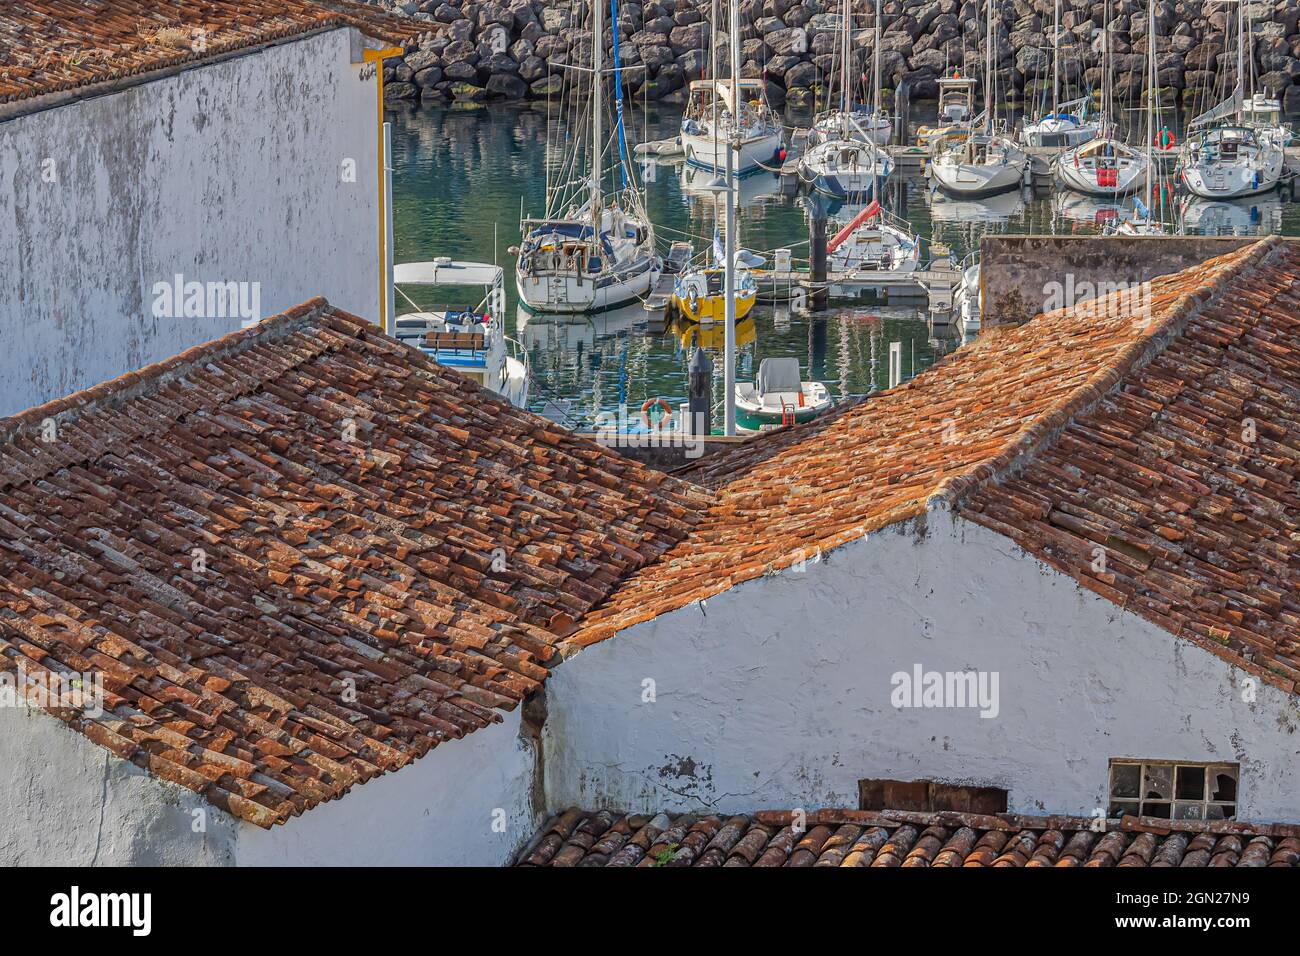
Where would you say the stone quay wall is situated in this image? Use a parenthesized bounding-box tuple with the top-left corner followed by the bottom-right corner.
(369, 0, 1300, 113)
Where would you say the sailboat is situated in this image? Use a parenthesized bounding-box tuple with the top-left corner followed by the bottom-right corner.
(515, 0, 660, 313)
(1055, 0, 1148, 197)
(1178, 0, 1284, 199)
(808, 0, 892, 149)
(673, 0, 761, 324)
(930, 0, 1028, 198)
(798, 0, 893, 198)
(680, 0, 784, 176)
(1021, 0, 1099, 149)
(1115, 0, 1166, 235)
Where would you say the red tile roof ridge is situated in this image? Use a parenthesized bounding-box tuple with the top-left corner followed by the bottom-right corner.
(517, 806, 1300, 866)
(0, 297, 352, 489)
(929, 235, 1285, 513)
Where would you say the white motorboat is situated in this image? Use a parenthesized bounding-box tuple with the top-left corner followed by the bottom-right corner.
(734, 357, 832, 432)
(825, 200, 920, 275)
(516, 0, 659, 313)
(916, 74, 980, 154)
(393, 259, 530, 407)
(1240, 91, 1294, 146)
(681, 78, 785, 176)
(954, 259, 981, 335)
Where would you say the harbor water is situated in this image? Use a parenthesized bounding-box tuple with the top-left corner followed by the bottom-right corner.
(388, 101, 1300, 431)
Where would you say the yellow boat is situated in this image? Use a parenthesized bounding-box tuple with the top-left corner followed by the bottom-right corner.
(671, 266, 757, 323)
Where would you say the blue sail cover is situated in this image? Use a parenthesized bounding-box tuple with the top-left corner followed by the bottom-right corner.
(610, 0, 631, 189)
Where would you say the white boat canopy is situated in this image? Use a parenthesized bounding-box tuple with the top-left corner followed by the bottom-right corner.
(688, 78, 766, 112)
(393, 260, 504, 287)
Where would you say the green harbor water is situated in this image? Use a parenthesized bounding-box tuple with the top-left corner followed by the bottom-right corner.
(387, 100, 1300, 430)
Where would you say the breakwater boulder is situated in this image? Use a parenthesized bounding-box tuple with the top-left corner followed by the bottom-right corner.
(369, 0, 1300, 114)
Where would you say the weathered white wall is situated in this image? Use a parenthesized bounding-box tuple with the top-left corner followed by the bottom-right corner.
(544, 506, 1300, 823)
(0, 704, 538, 866)
(0, 706, 237, 865)
(235, 709, 540, 867)
(0, 27, 379, 416)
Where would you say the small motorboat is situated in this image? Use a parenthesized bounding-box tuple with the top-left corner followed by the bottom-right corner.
(392, 259, 530, 408)
(734, 357, 832, 432)
(672, 264, 758, 324)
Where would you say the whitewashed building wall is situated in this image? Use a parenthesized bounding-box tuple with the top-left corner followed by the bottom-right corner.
(542, 506, 1300, 823)
(0, 705, 538, 867)
(0, 27, 380, 416)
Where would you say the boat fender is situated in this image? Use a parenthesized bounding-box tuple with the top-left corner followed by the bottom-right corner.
(641, 397, 674, 430)
(686, 285, 699, 315)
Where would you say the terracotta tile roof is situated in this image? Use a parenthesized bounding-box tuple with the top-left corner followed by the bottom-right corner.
(518, 807, 1300, 867)
(0, 0, 427, 109)
(0, 299, 705, 826)
(568, 239, 1280, 651)
(962, 239, 1300, 694)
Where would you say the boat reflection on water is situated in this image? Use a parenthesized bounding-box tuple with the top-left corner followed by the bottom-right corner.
(669, 313, 758, 352)
(926, 186, 1027, 224)
(677, 161, 784, 209)
(1053, 190, 1129, 229)
(1178, 193, 1285, 236)
(515, 302, 646, 354)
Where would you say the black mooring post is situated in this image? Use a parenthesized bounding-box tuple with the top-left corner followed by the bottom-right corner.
(809, 209, 829, 313)
(688, 347, 713, 436)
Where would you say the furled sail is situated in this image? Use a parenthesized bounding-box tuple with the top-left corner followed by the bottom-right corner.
(1188, 91, 1243, 130)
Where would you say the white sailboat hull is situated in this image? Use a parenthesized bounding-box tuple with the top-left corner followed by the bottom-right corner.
(931, 155, 1026, 197)
(1055, 148, 1147, 197)
(1181, 154, 1283, 199)
(798, 140, 893, 197)
(683, 129, 785, 176)
(516, 260, 659, 314)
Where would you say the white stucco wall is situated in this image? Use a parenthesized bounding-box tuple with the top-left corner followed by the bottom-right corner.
(0, 27, 380, 416)
(234, 709, 540, 867)
(0, 704, 538, 866)
(0, 706, 238, 866)
(543, 505, 1300, 823)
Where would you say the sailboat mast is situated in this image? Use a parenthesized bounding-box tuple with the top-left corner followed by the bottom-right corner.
(1237, 0, 1245, 100)
(723, 0, 739, 436)
(591, 0, 603, 226)
(1052, 0, 1059, 115)
(841, 0, 851, 114)
(984, 0, 993, 129)
(1145, 0, 1154, 215)
(873, 0, 882, 118)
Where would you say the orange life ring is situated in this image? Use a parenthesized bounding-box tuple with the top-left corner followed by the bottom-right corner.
(641, 397, 674, 430)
